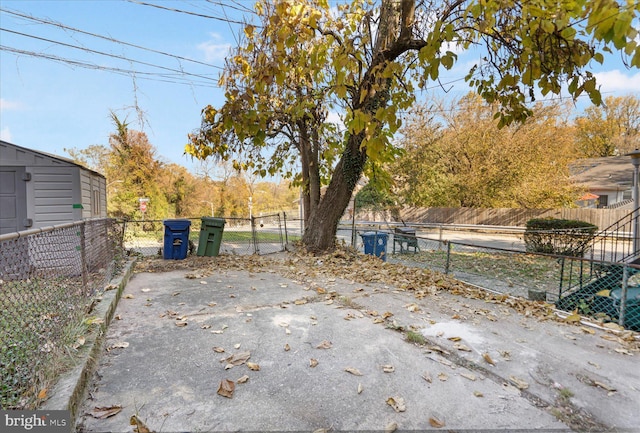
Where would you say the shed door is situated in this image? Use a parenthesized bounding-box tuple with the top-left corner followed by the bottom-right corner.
(0, 167, 29, 235)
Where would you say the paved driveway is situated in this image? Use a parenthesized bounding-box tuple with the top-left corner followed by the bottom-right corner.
(77, 254, 639, 432)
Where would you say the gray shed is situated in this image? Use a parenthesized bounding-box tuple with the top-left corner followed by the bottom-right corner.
(0, 140, 107, 235)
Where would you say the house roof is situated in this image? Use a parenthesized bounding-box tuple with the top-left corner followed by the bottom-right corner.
(570, 156, 634, 191)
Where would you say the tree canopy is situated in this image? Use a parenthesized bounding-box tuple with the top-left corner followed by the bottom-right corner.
(188, 0, 640, 251)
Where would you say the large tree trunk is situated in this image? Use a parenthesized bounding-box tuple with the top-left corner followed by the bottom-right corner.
(302, 133, 367, 252)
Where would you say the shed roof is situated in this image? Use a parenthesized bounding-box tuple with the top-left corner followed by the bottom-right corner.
(0, 140, 105, 178)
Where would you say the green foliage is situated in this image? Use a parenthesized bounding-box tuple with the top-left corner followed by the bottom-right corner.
(524, 218, 598, 257)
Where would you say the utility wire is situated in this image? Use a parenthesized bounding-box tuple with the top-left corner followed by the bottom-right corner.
(0, 7, 224, 70)
(0, 45, 220, 88)
(126, 0, 248, 25)
(0, 27, 218, 82)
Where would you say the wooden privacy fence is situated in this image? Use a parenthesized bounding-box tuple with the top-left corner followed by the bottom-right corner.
(398, 207, 632, 229)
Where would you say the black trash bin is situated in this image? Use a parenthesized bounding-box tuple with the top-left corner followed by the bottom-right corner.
(163, 219, 191, 260)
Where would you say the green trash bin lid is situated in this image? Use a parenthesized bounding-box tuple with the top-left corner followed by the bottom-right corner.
(201, 217, 226, 227)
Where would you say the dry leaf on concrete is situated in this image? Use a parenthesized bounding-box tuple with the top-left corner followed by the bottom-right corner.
(382, 365, 395, 373)
(247, 362, 260, 371)
(237, 375, 249, 384)
(482, 352, 496, 366)
(224, 351, 251, 366)
(310, 358, 319, 368)
(130, 415, 153, 433)
(212, 347, 225, 353)
(344, 367, 363, 376)
(217, 379, 235, 398)
(384, 422, 398, 433)
(438, 372, 449, 381)
(357, 383, 363, 394)
(429, 417, 445, 428)
(316, 340, 332, 349)
(386, 396, 406, 413)
(509, 376, 529, 390)
(90, 405, 122, 419)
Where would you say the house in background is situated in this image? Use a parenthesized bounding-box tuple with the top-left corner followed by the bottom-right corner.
(0, 140, 107, 235)
(571, 156, 634, 209)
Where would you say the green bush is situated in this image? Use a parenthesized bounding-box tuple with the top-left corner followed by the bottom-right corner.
(524, 218, 598, 257)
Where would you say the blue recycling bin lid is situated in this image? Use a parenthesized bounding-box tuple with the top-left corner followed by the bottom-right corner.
(163, 219, 191, 230)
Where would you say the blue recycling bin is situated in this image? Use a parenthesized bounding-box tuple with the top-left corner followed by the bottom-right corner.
(360, 231, 388, 261)
(163, 219, 191, 260)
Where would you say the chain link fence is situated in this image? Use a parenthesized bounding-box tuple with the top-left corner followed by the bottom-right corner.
(121, 213, 302, 257)
(0, 219, 124, 409)
(343, 223, 639, 331)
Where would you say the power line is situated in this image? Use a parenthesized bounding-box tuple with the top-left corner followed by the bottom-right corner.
(0, 45, 220, 88)
(0, 7, 224, 70)
(126, 0, 248, 25)
(0, 27, 219, 83)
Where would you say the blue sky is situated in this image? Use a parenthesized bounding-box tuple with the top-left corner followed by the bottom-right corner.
(1, 1, 639, 175)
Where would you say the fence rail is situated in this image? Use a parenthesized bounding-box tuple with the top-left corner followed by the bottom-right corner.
(340, 222, 639, 331)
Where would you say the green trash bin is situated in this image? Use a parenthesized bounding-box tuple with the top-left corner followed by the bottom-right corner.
(197, 217, 226, 256)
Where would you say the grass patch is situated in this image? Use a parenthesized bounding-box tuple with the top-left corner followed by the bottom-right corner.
(0, 277, 93, 409)
(406, 330, 426, 345)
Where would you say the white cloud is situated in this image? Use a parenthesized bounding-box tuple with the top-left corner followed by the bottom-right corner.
(594, 69, 640, 93)
(0, 98, 24, 112)
(0, 126, 11, 142)
(197, 33, 232, 63)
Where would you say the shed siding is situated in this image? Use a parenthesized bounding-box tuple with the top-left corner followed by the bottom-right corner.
(28, 166, 82, 227)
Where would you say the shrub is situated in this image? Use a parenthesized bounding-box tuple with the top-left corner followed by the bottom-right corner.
(524, 218, 598, 257)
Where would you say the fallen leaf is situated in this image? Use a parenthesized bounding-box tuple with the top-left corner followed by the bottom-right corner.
(208, 302, 217, 307)
(123, 294, 134, 299)
(224, 351, 251, 366)
(91, 405, 122, 419)
(382, 365, 395, 373)
(217, 379, 235, 398)
(454, 342, 472, 352)
(386, 396, 406, 412)
(373, 318, 385, 324)
(234, 343, 241, 349)
(115, 314, 122, 320)
(237, 375, 249, 384)
(294, 299, 308, 305)
(108, 341, 129, 350)
(588, 361, 600, 369)
(603, 322, 624, 331)
(482, 352, 496, 366)
(357, 383, 363, 394)
(509, 376, 529, 390)
(384, 422, 398, 433)
(580, 326, 596, 335)
(429, 417, 445, 428)
(247, 362, 260, 371)
(422, 371, 432, 383)
(201, 324, 212, 329)
(212, 347, 225, 353)
(345, 367, 363, 376)
(460, 372, 476, 381)
(473, 391, 484, 397)
(284, 344, 291, 351)
(614, 348, 631, 355)
(37, 389, 47, 399)
(447, 336, 462, 342)
(310, 358, 319, 368)
(175, 321, 187, 327)
(211, 330, 224, 334)
(438, 372, 449, 381)
(382, 311, 394, 319)
(406, 303, 420, 312)
(564, 312, 582, 323)
(141, 288, 151, 293)
(172, 291, 181, 297)
(130, 415, 152, 433)
(73, 336, 86, 349)
(316, 340, 332, 349)
(285, 328, 291, 335)
(594, 381, 616, 392)
(316, 287, 327, 294)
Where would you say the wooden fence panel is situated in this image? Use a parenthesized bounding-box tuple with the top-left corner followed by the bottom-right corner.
(399, 207, 631, 229)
